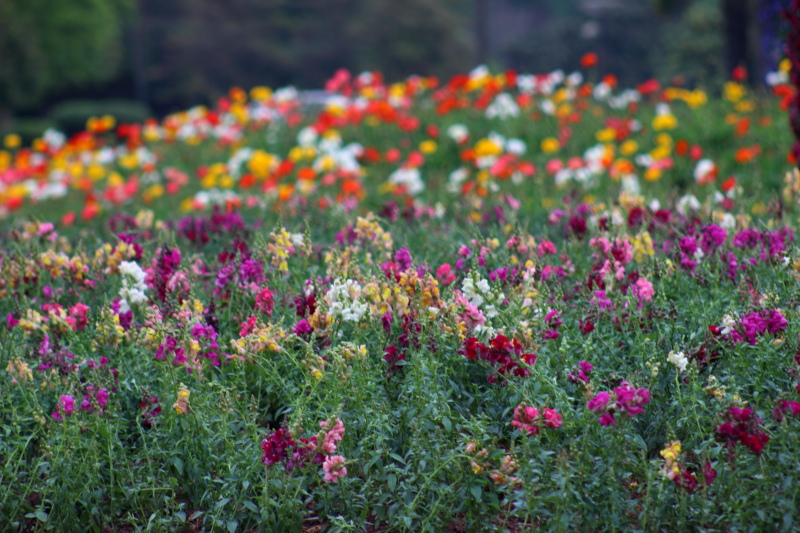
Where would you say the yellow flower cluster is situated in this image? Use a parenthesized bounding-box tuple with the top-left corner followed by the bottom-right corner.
(632, 232, 655, 262)
(659, 440, 682, 480)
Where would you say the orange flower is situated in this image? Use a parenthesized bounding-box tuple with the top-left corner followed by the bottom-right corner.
(581, 52, 599, 68)
(735, 117, 750, 137)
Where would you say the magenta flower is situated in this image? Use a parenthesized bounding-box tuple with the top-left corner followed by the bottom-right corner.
(598, 412, 616, 426)
(587, 392, 610, 413)
(614, 383, 651, 417)
(542, 408, 563, 428)
(255, 288, 274, 316)
(60, 394, 75, 416)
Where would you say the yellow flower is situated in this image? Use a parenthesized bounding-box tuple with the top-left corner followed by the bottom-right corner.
(632, 232, 655, 261)
(540, 138, 560, 154)
(419, 140, 437, 154)
(250, 86, 272, 101)
(652, 113, 677, 131)
(474, 138, 503, 157)
(723, 82, 746, 103)
(595, 128, 616, 143)
(4, 134, 21, 149)
(620, 140, 638, 156)
(173, 386, 190, 414)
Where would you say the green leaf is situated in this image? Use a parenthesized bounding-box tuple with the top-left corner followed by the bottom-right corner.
(388, 473, 397, 491)
(35, 510, 48, 522)
(172, 457, 183, 475)
(441, 417, 452, 432)
(175, 511, 186, 522)
(243, 500, 259, 512)
(227, 519, 238, 533)
(215, 497, 231, 510)
(470, 485, 482, 501)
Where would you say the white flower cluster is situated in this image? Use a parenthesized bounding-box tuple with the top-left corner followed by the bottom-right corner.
(447, 124, 469, 144)
(389, 167, 425, 195)
(667, 350, 689, 373)
(462, 277, 505, 319)
(326, 279, 369, 323)
(485, 93, 520, 120)
(119, 260, 148, 314)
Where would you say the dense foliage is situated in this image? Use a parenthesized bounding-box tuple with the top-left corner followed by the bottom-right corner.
(1, 59, 800, 531)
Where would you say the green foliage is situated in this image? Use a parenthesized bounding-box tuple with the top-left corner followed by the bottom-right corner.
(0, 0, 131, 112)
(49, 99, 153, 134)
(658, 0, 727, 86)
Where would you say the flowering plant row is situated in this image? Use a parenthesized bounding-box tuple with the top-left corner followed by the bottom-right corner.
(1, 59, 800, 531)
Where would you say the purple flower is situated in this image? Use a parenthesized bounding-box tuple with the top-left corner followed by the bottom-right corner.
(60, 395, 75, 416)
(395, 248, 413, 271)
(294, 319, 312, 336)
(700, 224, 727, 254)
(598, 412, 616, 426)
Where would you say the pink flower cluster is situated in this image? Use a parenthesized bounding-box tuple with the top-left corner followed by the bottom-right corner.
(52, 394, 75, 422)
(260, 417, 347, 484)
(772, 399, 800, 422)
(319, 417, 345, 454)
(323, 455, 347, 483)
(586, 382, 651, 426)
(511, 404, 562, 436)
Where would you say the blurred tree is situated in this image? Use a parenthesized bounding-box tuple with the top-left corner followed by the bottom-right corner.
(0, 0, 130, 127)
(657, 0, 727, 85)
(139, 0, 296, 111)
(653, 0, 756, 80)
(350, 0, 474, 80)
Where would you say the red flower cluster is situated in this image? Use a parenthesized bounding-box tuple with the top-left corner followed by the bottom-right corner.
(715, 406, 770, 455)
(459, 334, 536, 382)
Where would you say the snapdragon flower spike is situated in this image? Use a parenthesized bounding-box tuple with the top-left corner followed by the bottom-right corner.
(567, 360, 593, 384)
(459, 334, 536, 382)
(586, 382, 650, 426)
(715, 405, 770, 455)
(261, 428, 296, 467)
(510, 404, 563, 436)
(772, 399, 800, 422)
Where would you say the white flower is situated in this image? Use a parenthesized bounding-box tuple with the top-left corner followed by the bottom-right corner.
(389, 167, 425, 195)
(667, 350, 689, 373)
(505, 138, 526, 155)
(476, 279, 491, 294)
(720, 314, 737, 336)
(447, 124, 469, 144)
(676, 194, 700, 215)
(485, 93, 520, 120)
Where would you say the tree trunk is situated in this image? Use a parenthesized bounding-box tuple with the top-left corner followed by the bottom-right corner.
(0, 108, 12, 135)
(722, 0, 752, 80)
(475, 0, 489, 65)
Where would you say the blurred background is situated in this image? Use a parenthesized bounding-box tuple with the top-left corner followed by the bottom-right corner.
(0, 0, 793, 137)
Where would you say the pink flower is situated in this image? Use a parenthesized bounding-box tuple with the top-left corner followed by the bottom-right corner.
(320, 418, 345, 454)
(587, 392, 610, 413)
(436, 264, 456, 286)
(614, 383, 650, 417)
(598, 412, 616, 426)
(323, 455, 347, 483)
(60, 394, 75, 416)
(255, 288, 274, 315)
(68, 303, 90, 331)
(635, 277, 655, 303)
(537, 240, 557, 257)
(542, 408, 563, 428)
